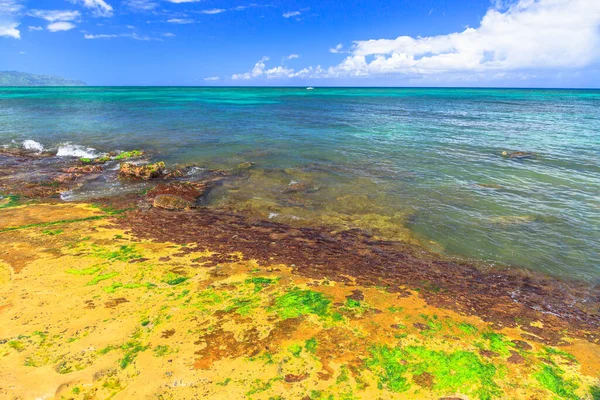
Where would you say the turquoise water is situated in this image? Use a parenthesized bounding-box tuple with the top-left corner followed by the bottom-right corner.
(1, 87, 599, 281)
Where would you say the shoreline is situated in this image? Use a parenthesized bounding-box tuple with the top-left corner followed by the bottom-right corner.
(1, 148, 599, 398)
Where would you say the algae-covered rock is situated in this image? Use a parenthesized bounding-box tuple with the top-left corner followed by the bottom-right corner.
(502, 151, 537, 159)
(146, 181, 206, 204)
(118, 162, 165, 180)
(153, 194, 193, 210)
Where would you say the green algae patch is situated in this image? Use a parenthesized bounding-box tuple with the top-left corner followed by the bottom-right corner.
(103, 281, 155, 293)
(305, 338, 318, 354)
(86, 272, 119, 286)
(66, 266, 101, 275)
(119, 341, 149, 369)
(91, 244, 141, 262)
(534, 365, 579, 400)
(114, 150, 143, 160)
(367, 345, 501, 399)
(79, 157, 92, 163)
(0, 194, 20, 209)
(271, 288, 331, 320)
(0, 215, 107, 232)
(245, 277, 278, 292)
(165, 276, 188, 286)
(480, 331, 514, 355)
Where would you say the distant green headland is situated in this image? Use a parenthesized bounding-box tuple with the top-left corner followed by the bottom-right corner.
(0, 71, 86, 86)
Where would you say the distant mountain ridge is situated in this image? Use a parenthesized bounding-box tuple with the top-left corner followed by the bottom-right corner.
(0, 71, 86, 86)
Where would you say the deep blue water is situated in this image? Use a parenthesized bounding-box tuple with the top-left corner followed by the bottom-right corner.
(1, 87, 599, 280)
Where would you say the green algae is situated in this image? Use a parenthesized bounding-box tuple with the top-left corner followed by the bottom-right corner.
(590, 385, 600, 400)
(288, 343, 303, 358)
(42, 229, 63, 235)
(86, 272, 119, 286)
(79, 157, 92, 163)
(481, 331, 514, 355)
(66, 266, 101, 275)
(367, 345, 501, 399)
(119, 341, 149, 369)
(305, 338, 318, 354)
(103, 282, 154, 293)
(457, 322, 478, 335)
(0, 215, 107, 233)
(534, 365, 579, 399)
(0, 194, 20, 209)
(542, 346, 578, 364)
(91, 244, 141, 262)
(271, 288, 331, 320)
(153, 345, 171, 357)
(245, 277, 278, 292)
(387, 306, 404, 313)
(165, 276, 188, 286)
(114, 150, 143, 160)
(8, 340, 25, 352)
(217, 378, 232, 386)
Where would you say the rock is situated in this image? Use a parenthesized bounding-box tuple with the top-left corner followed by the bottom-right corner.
(511, 340, 533, 351)
(236, 161, 254, 170)
(507, 350, 525, 364)
(502, 151, 537, 159)
(118, 162, 165, 180)
(153, 194, 193, 210)
(61, 165, 103, 174)
(146, 181, 207, 204)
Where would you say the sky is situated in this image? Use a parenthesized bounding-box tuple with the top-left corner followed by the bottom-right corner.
(1, 0, 600, 86)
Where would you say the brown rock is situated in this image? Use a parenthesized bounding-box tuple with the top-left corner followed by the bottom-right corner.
(284, 373, 308, 383)
(118, 161, 165, 180)
(413, 372, 434, 388)
(346, 289, 364, 302)
(153, 194, 193, 210)
(146, 181, 206, 203)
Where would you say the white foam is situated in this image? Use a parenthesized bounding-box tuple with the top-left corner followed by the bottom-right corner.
(56, 143, 100, 159)
(268, 212, 279, 219)
(22, 140, 44, 153)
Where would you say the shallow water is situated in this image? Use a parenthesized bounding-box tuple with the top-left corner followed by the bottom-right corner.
(1, 87, 599, 280)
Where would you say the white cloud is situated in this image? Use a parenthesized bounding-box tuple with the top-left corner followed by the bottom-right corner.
(28, 25, 43, 31)
(329, 43, 344, 53)
(0, 0, 23, 38)
(328, 0, 600, 78)
(286, 54, 299, 60)
(125, 0, 158, 11)
(204, 76, 220, 81)
(163, 32, 175, 37)
(167, 18, 194, 24)
(282, 11, 300, 18)
(199, 9, 226, 15)
(47, 21, 76, 32)
(29, 10, 81, 22)
(69, 0, 113, 17)
(166, 0, 201, 3)
(84, 32, 155, 40)
(233, 0, 600, 83)
(232, 57, 315, 80)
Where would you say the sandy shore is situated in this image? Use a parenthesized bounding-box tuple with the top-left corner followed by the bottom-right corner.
(0, 150, 599, 399)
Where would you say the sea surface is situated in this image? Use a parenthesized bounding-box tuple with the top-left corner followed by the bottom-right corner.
(1, 87, 599, 281)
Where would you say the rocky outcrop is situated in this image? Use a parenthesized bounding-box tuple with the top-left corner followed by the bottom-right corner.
(118, 162, 165, 180)
(153, 194, 193, 210)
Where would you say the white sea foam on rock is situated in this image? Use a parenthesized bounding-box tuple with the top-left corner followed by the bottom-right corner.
(56, 143, 101, 159)
(22, 140, 44, 153)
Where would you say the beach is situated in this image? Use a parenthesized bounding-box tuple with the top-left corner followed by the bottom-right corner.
(0, 146, 599, 399)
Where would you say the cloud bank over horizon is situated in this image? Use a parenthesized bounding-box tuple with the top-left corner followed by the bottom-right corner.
(229, 0, 600, 84)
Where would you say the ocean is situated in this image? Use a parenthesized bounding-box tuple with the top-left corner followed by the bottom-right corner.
(1, 87, 599, 281)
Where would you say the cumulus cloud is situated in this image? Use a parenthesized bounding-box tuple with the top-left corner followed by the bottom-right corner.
(47, 21, 76, 32)
(233, 0, 600, 82)
(232, 56, 316, 80)
(0, 0, 23, 38)
(69, 0, 113, 17)
(329, 0, 600, 78)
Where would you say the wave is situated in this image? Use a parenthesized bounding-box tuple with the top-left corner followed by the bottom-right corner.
(56, 143, 101, 159)
(22, 140, 45, 153)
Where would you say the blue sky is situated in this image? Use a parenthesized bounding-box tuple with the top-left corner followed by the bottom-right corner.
(1, 0, 599, 86)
